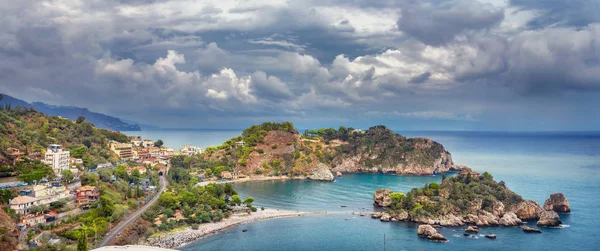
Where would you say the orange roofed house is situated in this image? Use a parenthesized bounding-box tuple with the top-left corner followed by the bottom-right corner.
(76, 185, 99, 208)
(220, 171, 233, 179)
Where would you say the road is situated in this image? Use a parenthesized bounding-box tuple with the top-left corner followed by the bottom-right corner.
(96, 175, 167, 247)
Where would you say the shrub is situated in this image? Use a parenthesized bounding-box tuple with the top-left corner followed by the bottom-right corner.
(429, 182, 440, 189)
(271, 145, 278, 149)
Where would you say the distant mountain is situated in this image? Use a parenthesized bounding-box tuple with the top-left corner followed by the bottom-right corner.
(0, 94, 142, 131)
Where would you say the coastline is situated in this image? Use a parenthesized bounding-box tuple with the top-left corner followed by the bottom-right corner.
(141, 209, 326, 249)
(197, 175, 307, 186)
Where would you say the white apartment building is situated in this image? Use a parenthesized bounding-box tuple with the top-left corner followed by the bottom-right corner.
(180, 144, 203, 156)
(44, 144, 70, 176)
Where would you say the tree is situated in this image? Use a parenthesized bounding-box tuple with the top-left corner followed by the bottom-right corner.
(77, 227, 88, 251)
(243, 197, 254, 206)
(0, 189, 14, 204)
(76, 116, 85, 124)
(230, 195, 241, 206)
(61, 169, 74, 184)
(154, 139, 164, 147)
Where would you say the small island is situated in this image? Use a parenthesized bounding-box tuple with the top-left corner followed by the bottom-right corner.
(371, 171, 570, 241)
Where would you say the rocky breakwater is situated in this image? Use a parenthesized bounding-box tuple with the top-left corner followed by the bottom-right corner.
(307, 163, 335, 181)
(370, 171, 570, 239)
(417, 225, 448, 242)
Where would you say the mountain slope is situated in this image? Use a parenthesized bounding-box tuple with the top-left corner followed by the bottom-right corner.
(0, 94, 141, 131)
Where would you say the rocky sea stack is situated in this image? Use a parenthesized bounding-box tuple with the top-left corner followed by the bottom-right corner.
(372, 171, 569, 234)
(417, 224, 448, 242)
(543, 193, 571, 213)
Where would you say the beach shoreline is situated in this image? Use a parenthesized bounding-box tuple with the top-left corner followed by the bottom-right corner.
(141, 209, 326, 249)
(196, 175, 308, 187)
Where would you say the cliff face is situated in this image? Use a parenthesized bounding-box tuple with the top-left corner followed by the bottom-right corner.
(330, 126, 454, 175)
(206, 123, 460, 177)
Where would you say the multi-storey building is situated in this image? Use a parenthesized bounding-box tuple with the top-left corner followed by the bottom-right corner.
(44, 144, 70, 176)
(109, 141, 134, 160)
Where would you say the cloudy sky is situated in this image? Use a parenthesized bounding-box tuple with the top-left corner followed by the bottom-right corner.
(1, 0, 599, 131)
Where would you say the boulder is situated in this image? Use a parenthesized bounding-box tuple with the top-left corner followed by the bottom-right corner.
(391, 218, 399, 222)
(413, 217, 436, 225)
(537, 210, 562, 227)
(465, 226, 479, 233)
(417, 224, 448, 242)
(514, 200, 544, 220)
(373, 189, 392, 207)
(522, 226, 542, 233)
(476, 211, 499, 226)
(393, 210, 409, 221)
(308, 163, 335, 181)
(499, 212, 523, 226)
(543, 193, 570, 213)
(371, 212, 383, 219)
(463, 214, 478, 224)
(380, 213, 391, 222)
(336, 172, 343, 177)
(485, 234, 497, 239)
(438, 214, 464, 227)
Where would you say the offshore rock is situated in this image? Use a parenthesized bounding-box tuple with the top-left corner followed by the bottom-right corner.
(543, 193, 570, 213)
(417, 224, 448, 242)
(465, 226, 479, 233)
(374, 189, 392, 207)
(499, 212, 523, 226)
(371, 212, 383, 219)
(485, 234, 497, 239)
(537, 210, 562, 227)
(307, 163, 335, 181)
(523, 226, 542, 233)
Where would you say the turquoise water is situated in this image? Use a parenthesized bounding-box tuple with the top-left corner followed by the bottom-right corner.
(138, 130, 600, 250)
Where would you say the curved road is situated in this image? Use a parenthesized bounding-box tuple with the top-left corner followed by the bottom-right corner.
(97, 175, 167, 247)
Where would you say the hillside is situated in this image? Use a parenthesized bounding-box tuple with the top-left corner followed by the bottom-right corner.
(0, 94, 141, 131)
(0, 104, 129, 178)
(373, 172, 564, 228)
(201, 122, 461, 177)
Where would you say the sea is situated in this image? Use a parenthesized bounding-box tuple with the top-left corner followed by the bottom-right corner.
(122, 130, 600, 251)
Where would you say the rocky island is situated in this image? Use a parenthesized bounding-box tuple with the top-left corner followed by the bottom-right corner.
(202, 122, 466, 181)
(371, 171, 570, 241)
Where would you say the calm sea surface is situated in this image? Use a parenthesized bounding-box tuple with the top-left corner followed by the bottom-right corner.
(125, 130, 600, 250)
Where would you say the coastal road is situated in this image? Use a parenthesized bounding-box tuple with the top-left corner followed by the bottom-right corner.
(96, 175, 167, 247)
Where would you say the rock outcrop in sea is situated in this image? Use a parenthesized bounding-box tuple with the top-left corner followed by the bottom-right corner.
(373, 189, 392, 207)
(543, 193, 571, 213)
(417, 224, 448, 242)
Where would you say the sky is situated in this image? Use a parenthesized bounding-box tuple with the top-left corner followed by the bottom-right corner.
(1, 0, 599, 131)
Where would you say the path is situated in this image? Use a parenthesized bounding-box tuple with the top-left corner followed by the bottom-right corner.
(97, 175, 167, 247)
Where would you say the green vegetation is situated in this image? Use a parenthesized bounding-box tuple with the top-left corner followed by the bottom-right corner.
(0, 105, 128, 178)
(387, 172, 524, 219)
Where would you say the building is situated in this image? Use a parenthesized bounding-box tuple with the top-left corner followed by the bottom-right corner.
(180, 145, 203, 156)
(44, 144, 70, 176)
(235, 141, 245, 147)
(76, 185, 99, 208)
(110, 141, 134, 160)
(20, 213, 45, 226)
(220, 171, 233, 179)
(9, 196, 40, 214)
(31, 182, 70, 206)
(460, 171, 481, 177)
(159, 148, 174, 157)
(70, 158, 83, 165)
(130, 136, 142, 146)
(143, 139, 154, 148)
(8, 147, 25, 165)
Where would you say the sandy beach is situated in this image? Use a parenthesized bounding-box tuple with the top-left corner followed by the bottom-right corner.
(142, 209, 325, 249)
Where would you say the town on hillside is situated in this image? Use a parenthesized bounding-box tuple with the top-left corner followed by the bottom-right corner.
(1, 128, 205, 249)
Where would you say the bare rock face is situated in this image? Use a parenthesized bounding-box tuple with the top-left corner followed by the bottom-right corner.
(499, 212, 523, 226)
(543, 193, 570, 213)
(476, 211, 499, 226)
(492, 201, 505, 216)
(463, 214, 479, 224)
(307, 163, 335, 181)
(417, 224, 448, 242)
(437, 214, 464, 227)
(537, 210, 562, 227)
(371, 212, 383, 219)
(374, 189, 392, 207)
(514, 200, 544, 220)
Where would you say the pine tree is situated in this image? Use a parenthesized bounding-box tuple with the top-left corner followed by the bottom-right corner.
(78, 227, 88, 251)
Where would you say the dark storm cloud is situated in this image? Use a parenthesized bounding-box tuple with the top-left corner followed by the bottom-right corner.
(409, 72, 431, 84)
(510, 0, 600, 28)
(397, 0, 504, 45)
